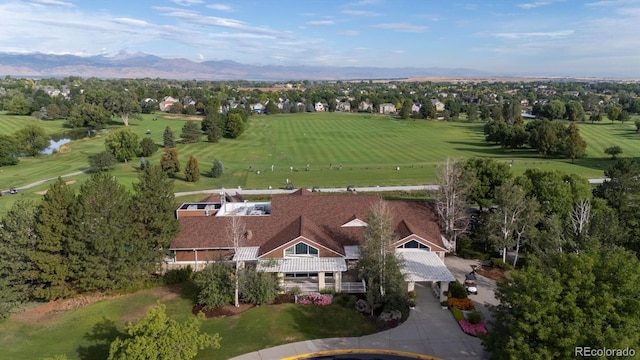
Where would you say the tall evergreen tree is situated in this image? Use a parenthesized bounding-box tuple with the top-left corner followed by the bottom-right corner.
(184, 156, 200, 182)
(130, 165, 179, 276)
(68, 173, 134, 292)
(32, 178, 75, 300)
(0, 199, 40, 314)
(163, 126, 175, 148)
(180, 121, 201, 144)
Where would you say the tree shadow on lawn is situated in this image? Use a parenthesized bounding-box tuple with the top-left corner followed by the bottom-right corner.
(285, 304, 376, 340)
(449, 142, 540, 158)
(77, 317, 125, 360)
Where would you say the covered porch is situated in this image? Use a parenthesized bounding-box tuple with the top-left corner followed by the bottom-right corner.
(397, 249, 455, 302)
(256, 257, 366, 294)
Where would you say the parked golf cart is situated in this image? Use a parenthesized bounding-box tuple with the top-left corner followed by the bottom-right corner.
(464, 272, 478, 295)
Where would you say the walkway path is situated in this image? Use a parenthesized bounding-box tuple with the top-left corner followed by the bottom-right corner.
(2, 169, 91, 194)
(5, 172, 607, 197)
(230, 282, 490, 360)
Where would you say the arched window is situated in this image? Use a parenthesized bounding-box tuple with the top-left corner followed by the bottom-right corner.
(284, 242, 319, 257)
(397, 240, 430, 250)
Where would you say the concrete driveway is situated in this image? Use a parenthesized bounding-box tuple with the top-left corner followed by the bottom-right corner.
(231, 282, 490, 360)
(444, 256, 498, 330)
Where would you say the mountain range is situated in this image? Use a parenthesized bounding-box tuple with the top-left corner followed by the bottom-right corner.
(0, 52, 489, 81)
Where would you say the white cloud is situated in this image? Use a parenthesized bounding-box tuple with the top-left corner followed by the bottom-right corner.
(341, 9, 380, 16)
(346, 0, 383, 6)
(337, 30, 360, 36)
(372, 23, 428, 33)
(206, 3, 234, 12)
(306, 20, 335, 26)
(517, 0, 564, 9)
(168, 0, 204, 6)
(586, 0, 640, 6)
(390, 50, 405, 54)
(112, 18, 150, 27)
(30, 0, 74, 7)
(492, 30, 574, 39)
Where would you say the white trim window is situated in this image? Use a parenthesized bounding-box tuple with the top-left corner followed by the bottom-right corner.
(284, 242, 319, 257)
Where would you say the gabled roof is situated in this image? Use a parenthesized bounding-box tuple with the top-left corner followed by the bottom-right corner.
(171, 191, 446, 256)
(258, 216, 344, 257)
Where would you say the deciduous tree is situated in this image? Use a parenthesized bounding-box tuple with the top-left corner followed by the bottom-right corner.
(484, 248, 640, 359)
(105, 128, 140, 163)
(160, 147, 180, 177)
(563, 122, 587, 162)
(89, 151, 117, 171)
(464, 158, 512, 210)
(435, 158, 470, 252)
(0, 134, 19, 166)
(225, 113, 245, 138)
(15, 124, 49, 156)
(359, 201, 405, 314)
(108, 303, 221, 360)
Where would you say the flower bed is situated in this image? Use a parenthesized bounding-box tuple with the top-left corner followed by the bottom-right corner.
(458, 319, 488, 336)
(447, 297, 476, 311)
(297, 293, 332, 306)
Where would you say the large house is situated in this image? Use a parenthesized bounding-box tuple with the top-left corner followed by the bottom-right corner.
(168, 189, 453, 299)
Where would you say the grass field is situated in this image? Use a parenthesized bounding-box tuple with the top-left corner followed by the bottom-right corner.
(0, 284, 376, 360)
(1, 112, 638, 215)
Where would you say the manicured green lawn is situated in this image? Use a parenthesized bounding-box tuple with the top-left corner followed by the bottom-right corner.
(0, 285, 377, 360)
(1, 112, 638, 215)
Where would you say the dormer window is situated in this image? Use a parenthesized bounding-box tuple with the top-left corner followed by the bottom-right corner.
(397, 240, 430, 250)
(284, 242, 319, 257)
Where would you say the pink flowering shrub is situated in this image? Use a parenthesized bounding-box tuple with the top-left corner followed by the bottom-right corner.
(298, 293, 332, 306)
(458, 319, 488, 336)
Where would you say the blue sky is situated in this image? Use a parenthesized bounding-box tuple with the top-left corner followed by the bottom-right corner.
(1, 0, 639, 76)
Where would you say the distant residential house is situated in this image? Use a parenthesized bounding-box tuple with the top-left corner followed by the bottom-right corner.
(379, 103, 397, 115)
(430, 99, 445, 112)
(250, 103, 266, 114)
(358, 101, 373, 112)
(315, 102, 328, 112)
(563, 91, 580, 97)
(183, 96, 196, 107)
(159, 96, 179, 112)
(520, 99, 530, 107)
(336, 102, 351, 112)
(411, 103, 421, 113)
(168, 190, 454, 298)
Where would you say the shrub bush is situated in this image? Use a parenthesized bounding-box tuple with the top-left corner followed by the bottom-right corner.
(164, 266, 193, 285)
(466, 310, 483, 324)
(319, 288, 336, 295)
(407, 290, 417, 299)
(288, 286, 302, 296)
(491, 258, 514, 270)
(449, 280, 468, 299)
(451, 306, 465, 322)
(346, 295, 358, 309)
(241, 271, 280, 305)
(460, 248, 490, 260)
(448, 297, 476, 311)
